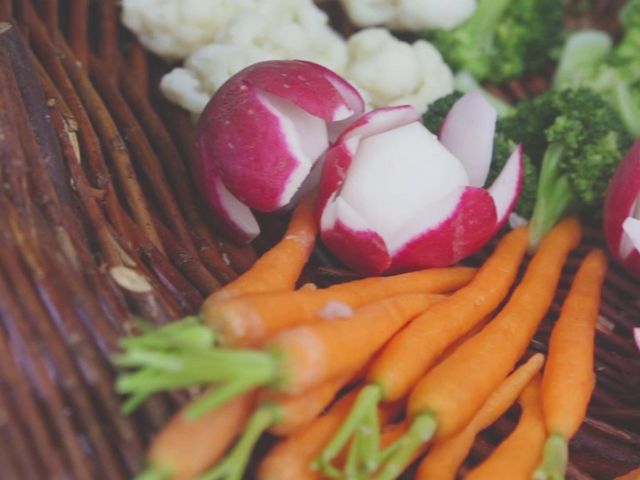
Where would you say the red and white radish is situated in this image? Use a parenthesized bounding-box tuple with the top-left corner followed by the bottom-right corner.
(195, 60, 364, 242)
(317, 93, 523, 275)
(604, 140, 640, 277)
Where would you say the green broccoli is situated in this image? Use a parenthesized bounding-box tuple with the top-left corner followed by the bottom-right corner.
(502, 88, 632, 247)
(422, 91, 464, 133)
(423, 92, 538, 218)
(553, 0, 640, 136)
(428, 0, 564, 83)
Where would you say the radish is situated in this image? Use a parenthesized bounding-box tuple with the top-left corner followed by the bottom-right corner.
(604, 140, 640, 277)
(195, 60, 364, 242)
(317, 93, 523, 275)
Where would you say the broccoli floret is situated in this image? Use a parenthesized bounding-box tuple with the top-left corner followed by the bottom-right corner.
(428, 0, 564, 83)
(422, 91, 465, 133)
(423, 92, 538, 218)
(503, 89, 632, 247)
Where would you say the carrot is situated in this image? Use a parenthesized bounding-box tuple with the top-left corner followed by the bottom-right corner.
(135, 390, 256, 480)
(203, 191, 318, 305)
(370, 217, 582, 480)
(465, 374, 546, 480)
(616, 467, 640, 480)
(416, 353, 545, 480)
(117, 293, 444, 418)
(314, 226, 530, 476)
(257, 389, 403, 480)
(203, 265, 476, 347)
(197, 368, 364, 480)
(533, 249, 608, 480)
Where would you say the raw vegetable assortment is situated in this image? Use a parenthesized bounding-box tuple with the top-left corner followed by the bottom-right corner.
(114, 1, 640, 479)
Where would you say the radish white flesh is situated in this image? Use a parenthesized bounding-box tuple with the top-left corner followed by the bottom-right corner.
(318, 100, 523, 275)
(439, 90, 497, 187)
(604, 140, 640, 276)
(634, 328, 640, 352)
(487, 144, 524, 229)
(336, 122, 468, 253)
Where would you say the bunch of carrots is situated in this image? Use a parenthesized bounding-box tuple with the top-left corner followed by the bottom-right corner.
(116, 193, 610, 480)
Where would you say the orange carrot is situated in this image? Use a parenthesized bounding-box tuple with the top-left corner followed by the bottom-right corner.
(117, 293, 443, 420)
(416, 353, 545, 480)
(616, 467, 640, 480)
(203, 266, 476, 347)
(465, 374, 546, 480)
(267, 293, 444, 396)
(314, 227, 529, 476)
(534, 249, 608, 480)
(203, 191, 318, 305)
(138, 390, 256, 480)
(371, 217, 581, 480)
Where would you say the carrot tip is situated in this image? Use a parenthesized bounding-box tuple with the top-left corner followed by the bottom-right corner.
(532, 433, 569, 480)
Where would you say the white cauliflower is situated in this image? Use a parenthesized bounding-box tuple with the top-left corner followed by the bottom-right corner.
(161, 44, 280, 115)
(159, 0, 351, 116)
(340, 0, 477, 31)
(121, 0, 258, 60)
(345, 28, 453, 113)
(216, 0, 348, 75)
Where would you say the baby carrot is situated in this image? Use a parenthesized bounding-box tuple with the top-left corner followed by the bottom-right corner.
(136, 390, 256, 480)
(314, 226, 530, 475)
(534, 249, 608, 480)
(203, 265, 476, 347)
(465, 374, 546, 480)
(198, 364, 366, 480)
(203, 191, 318, 305)
(372, 217, 582, 480)
(616, 467, 640, 480)
(117, 293, 443, 417)
(416, 353, 545, 480)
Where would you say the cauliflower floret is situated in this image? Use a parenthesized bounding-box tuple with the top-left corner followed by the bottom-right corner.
(121, 0, 258, 60)
(345, 28, 453, 113)
(160, 44, 280, 115)
(340, 0, 477, 32)
(217, 0, 348, 74)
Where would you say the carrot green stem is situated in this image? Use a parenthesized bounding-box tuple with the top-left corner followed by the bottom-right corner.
(119, 316, 216, 352)
(115, 348, 279, 414)
(312, 384, 383, 476)
(533, 433, 569, 480)
(373, 413, 437, 480)
(199, 406, 278, 480)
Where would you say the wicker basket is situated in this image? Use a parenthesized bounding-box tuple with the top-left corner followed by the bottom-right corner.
(0, 1, 637, 479)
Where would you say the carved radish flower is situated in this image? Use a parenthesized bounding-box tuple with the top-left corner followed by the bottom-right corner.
(604, 140, 640, 277)
(317, 92, 524, 275)
(195, 60, 364, 242)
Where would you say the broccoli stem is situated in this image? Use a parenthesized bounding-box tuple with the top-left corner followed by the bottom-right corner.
(529, 143, 580, 249)
(613, 80, 640, 137)
(532, 433, 569, 480)
(133, 466, 170, 480)
(473, 0, 512, 50)
(553, 30, 613, 90)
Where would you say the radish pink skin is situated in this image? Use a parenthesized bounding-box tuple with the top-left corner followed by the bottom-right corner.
(196, 60, 363, 212)
(389, 187, 498, 273)
(193, 140, 259, 243)
(604, 140, 640, 276)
